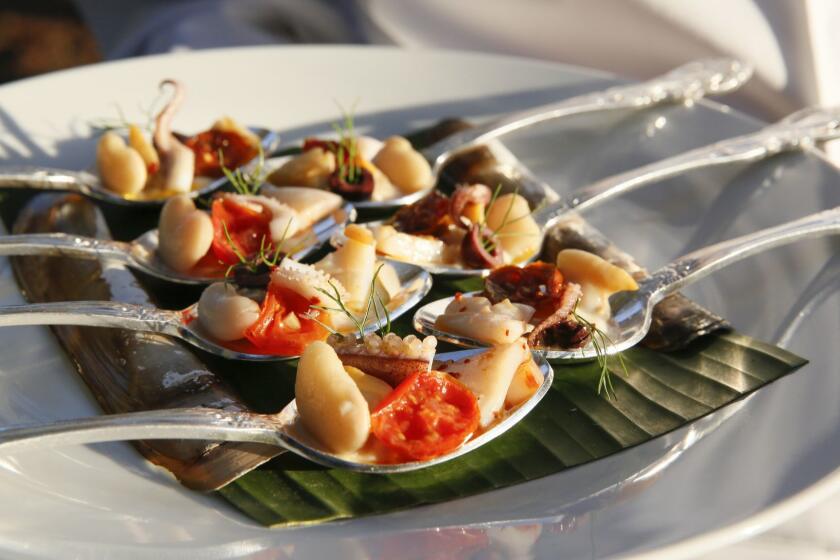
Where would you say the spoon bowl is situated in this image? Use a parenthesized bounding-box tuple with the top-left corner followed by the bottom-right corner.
(263, 59, 752, 212)
(416, 207, 840, 361)
(0, 128, 281, 207)
(0, 348, 553, 473)
(336, 105, 840, 277)
(0, 202, 355, 285)
(0, 259, 432, 361)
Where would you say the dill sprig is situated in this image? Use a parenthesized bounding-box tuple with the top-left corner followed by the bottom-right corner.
(331, 103, 361, 184)
(219, 144, 266, 196)
(570, 302, 628, 400)
(310, 263, 391, 338)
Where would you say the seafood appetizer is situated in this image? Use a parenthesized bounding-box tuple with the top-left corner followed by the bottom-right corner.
(156, 185, 345, 276)
(95, 79, 262, 200)
(192, 225, 422, 357)
(342, 184, 542, 269)
(428, 250, 639, 351)
(294, 334, 544, 462)
(267, 112, 433, 203)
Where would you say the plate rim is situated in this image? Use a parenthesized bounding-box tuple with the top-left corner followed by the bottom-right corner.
(0, 44, 837, 559)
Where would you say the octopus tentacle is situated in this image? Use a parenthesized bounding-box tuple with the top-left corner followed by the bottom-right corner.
(153, 79, 195, 193)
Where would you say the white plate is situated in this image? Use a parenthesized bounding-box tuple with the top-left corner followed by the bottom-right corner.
(0, 46, 838, 559)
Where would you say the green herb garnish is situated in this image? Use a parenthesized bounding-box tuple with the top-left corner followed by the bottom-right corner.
(331, 102, 362, 184)
(310, 263, 391, 338)
(570, 301, 628, 399)
(219, 144, 266, 196)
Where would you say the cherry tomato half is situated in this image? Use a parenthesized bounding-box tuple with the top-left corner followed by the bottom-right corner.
(243, 286, 327, 356)
(371, 370, 480, 461)
(210, 196, 273, 266)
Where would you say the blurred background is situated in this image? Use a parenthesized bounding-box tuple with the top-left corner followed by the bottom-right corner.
(0, 0, 98, 84)
(2, 0, 839, 124)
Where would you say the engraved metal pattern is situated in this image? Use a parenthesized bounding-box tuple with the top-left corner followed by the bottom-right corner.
(0, 258, 432, 361)
(422, 58, 752, 170)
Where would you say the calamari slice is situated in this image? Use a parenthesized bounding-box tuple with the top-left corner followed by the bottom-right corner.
(372, 224, 446, 264)
(436, 340, 531, 427)
(261, 185, 342, 229)
(314, 225, 377, 308)
(435, 296, 535, 345)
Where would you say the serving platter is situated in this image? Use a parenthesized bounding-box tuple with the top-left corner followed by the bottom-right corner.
(0, 46, 837, 559)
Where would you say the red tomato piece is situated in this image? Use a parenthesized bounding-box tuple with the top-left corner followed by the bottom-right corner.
(210, 196, 273, 266)
(184, 129, 258, 178)
(371, 370, 480, 461)
(243, 286, 327, 356)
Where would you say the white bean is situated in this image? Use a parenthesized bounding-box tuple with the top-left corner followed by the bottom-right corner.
(197, 283, 261, 342)
(157, 195, 214, 272)
(96, 131, 147, 195)
(295, 341, 371, 454)
(372, 136, 433, 194)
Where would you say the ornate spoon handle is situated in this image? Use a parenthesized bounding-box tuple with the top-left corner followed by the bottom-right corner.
(0, 167, 97, 194)
(0, 233, 133, 262)
(531, 106, 840, 228)
(423, 58, 752, 170)
(0, 408, 282, 452)
(646, 206, 840, 302)
(0, 301, 182, 335)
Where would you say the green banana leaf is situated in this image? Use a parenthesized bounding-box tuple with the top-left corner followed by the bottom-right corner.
(216, 278, 807, 527)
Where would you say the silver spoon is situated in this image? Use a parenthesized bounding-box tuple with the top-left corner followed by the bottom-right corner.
(0, 259, 431, 361)
(270, 58, 751, 211)
(348, 105, 840, 277)
(0, 202, 354, 285)
(0, 128, 281, 207)
(416, 206, 840, 360)
(0, 348, 553, 473)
